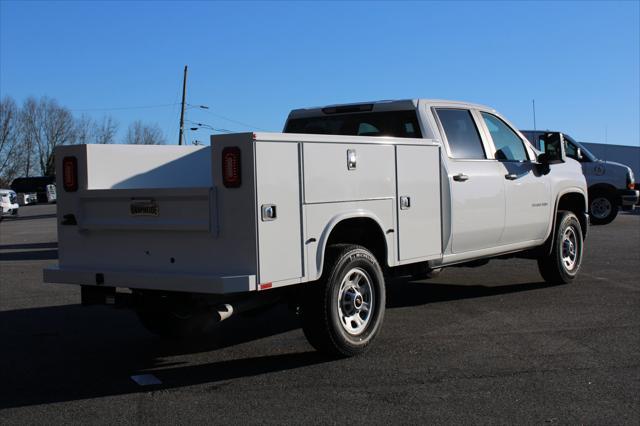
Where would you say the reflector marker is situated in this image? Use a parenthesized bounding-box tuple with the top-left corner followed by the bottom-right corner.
(130, 374, 162, 386)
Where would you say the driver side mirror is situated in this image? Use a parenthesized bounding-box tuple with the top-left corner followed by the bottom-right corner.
(576, 147, 584, 161)
(537, 152, 551, 175)
(538, 132, 566, 164)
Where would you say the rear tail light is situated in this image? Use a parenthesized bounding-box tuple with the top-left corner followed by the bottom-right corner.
(222, 147, 241, 188)
(62, 156, 78, 192)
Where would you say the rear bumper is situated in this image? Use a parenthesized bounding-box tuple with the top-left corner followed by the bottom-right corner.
(43, 266, 256, 294)
(618, 189, 639, 207)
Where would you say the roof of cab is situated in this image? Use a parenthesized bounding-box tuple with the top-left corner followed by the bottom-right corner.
(287, 99, 495, 119)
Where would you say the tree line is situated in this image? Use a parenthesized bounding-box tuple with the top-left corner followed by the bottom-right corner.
(0, 95, 167, 186)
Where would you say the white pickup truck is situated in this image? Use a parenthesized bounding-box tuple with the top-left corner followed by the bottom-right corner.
(45, 99, 588, 357)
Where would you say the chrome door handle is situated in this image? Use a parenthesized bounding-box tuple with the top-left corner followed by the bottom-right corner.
(505, 173, 518, 180)
(453, 173, 469, 182)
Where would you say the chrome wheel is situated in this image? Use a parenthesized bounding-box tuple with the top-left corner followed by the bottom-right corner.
(591, 197, 612, 220)
(337, 268, 374, 336)
(561, 226, 579, 271)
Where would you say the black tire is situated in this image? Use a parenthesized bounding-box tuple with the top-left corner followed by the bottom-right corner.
(537, 211, 584, 284)
(300, 244, 386, 357)
(133, 291, 217, 338)
(589, 190, 618, 225)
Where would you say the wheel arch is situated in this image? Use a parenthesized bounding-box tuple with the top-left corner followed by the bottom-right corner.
(543, 189, 588, 256)
(315, 212, 390, 279)
(588, 183, 620, 205)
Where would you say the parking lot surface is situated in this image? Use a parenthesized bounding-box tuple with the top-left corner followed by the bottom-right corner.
(1, 204, 638, 424)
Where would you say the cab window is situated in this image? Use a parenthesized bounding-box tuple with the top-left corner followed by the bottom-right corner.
(481, 112, 528, 161)
(284, 110, 422, 138)
(435, 109, 486, 159)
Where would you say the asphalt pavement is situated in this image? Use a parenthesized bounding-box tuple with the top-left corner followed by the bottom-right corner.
(1, 204, 638, 424)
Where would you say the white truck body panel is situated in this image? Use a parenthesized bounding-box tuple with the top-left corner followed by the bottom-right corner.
(304, 199, 396, 281)
(396, 145, 441, 261)
(501, 162, 551, 244)
(47, 143, 259, 293)
(302, 143, 395, 203)
(255, 141, 303, 283)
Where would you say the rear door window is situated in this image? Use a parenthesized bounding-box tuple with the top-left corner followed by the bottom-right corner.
(435, 109, 486, 159)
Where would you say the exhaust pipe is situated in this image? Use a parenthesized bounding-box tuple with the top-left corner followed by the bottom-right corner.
(212, 291, 282, 323)
(216, 303, 234, 322)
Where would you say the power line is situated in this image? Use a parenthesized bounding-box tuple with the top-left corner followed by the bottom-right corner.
(185, 119, 234, 134)
(71, 103, 179, 112)
(187, 104, 267, 130)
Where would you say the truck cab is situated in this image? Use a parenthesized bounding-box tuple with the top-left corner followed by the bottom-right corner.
(522, 130, 638, 224)
(286, 100, 587, 262)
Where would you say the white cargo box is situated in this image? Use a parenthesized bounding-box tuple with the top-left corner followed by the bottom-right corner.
(45, 133, 442, 294)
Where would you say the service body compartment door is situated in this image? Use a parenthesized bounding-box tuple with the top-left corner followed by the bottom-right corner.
(303, 143, 395, 203)
(396, 145, 442, 261)
(255, 142, 302, 284)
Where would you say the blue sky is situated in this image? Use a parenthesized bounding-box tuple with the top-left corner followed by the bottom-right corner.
(1, 1, 638, 146)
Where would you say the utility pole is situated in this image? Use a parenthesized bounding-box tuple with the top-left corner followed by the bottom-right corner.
(532, 99, 537, 131)
(178, 65, 188, 145)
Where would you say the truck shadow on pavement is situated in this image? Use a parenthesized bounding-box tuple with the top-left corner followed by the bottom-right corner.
(8, 213, 57, 221)
(0, 278, 548, 409)
(0, 250, 58, 261)
(0, 242, 58, 250)
(386, 278, 551, 308)
(0, 243, 58, 261)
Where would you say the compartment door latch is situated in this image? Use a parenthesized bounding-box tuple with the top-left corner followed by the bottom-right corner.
(261, 204, 277, 221)
(400, 196, 411, 210)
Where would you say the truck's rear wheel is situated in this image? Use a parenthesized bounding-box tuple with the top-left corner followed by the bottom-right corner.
(589, 190, 618, 225)
(133, 291, 217, 338)
(300, 244, 386, 357)
(537, 211, 584, 284)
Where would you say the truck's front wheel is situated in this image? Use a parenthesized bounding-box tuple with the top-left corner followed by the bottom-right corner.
(537, 211, 584, 284)
(300, 244, 386, 357)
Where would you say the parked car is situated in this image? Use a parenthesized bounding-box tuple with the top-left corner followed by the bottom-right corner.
(522, 131, 638, 225)
(45, 99, 588, 357)
(0, 189, 19, 220)
(17, 192, 38, 206)
(10, 176, 56, 204)
(45, 184, 57, 203)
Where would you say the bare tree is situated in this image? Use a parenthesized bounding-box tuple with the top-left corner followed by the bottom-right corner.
(94, 115, 118, 144)
(75, 114, 94, 145)
(19, 98, 40, 177)
(125, 120, 166, 145)
(21, 97, 76, 176)
(0, 96, 22, 186)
